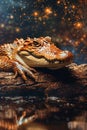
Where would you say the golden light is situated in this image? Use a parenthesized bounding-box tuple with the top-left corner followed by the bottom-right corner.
(72, 5, 76, 9)
(83, 34, 86, 38)
(0, 23, 5, 28)
(65, 37, 69, 41)
(74, 22, 83, 29)
(43, 21, 46, 25)
(44, 7, 52, 15)
(54, 13, 57, 16)
(57, 0, 61, 4)
(33, 11, 39, 17)
(15, 27, 20, 32)
(80, 37, 84, 41)
(75, 41, 79, 46)
(23, 13, 26, 16)
(10, 15, 14, 19)
(65, 6, 68, 9)
(38, 17, 42, 21)
(68, 18, 71, 21)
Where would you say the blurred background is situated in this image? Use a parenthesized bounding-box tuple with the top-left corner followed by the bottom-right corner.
(0, 0, 87, 64)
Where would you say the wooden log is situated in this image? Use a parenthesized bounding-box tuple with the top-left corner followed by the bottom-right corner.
(0, 63, 87, 128)
(0, 63, 87, 99)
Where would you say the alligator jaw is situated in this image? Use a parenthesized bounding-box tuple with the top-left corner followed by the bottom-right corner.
(18, 50, 73, 69)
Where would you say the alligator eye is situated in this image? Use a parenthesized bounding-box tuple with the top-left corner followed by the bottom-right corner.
(33, 41, 40, 47)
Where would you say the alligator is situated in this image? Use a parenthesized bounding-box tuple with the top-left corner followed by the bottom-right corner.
(0, 36, 73, 81)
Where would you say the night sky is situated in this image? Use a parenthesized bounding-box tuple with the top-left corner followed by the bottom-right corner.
(0, 0, 87, 64)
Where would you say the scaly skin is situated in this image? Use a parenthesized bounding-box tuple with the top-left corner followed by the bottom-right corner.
(0, 36, 73, 80)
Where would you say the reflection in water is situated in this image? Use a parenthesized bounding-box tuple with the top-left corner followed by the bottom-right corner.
(0, 107, 17, 130)
(0, 106, 37, 130)
(68, 111, 87, 130)
(18, 111, 87, 130)
(19, 122, 68, 130)
(68, 122, 87, 130)
(0, 111, 87, 130)
(19, 123, 48, 130)
(0, 97, 87, 130)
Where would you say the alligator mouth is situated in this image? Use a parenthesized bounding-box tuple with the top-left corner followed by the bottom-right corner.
(18, 50, 73, 69)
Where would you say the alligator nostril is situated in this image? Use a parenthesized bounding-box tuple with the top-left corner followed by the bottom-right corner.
(59, 51, 68, 57)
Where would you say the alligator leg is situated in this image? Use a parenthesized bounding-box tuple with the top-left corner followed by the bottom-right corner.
(13, 61, 37, 80)
(0, 56, 37, 81)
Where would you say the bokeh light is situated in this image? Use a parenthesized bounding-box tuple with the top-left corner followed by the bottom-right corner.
(0, 0, 87, 64)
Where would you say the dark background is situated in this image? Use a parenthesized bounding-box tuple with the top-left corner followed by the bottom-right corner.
(0, 0, 87, 64)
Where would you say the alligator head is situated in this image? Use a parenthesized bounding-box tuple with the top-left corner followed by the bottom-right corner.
(19, 36, 73, 69)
